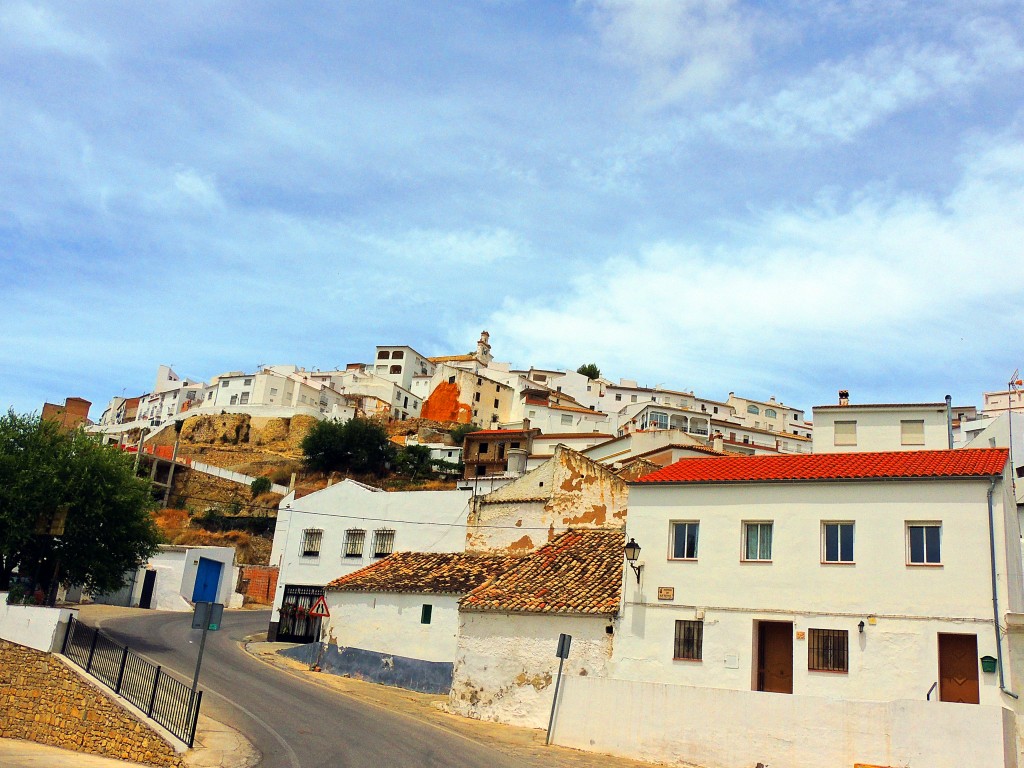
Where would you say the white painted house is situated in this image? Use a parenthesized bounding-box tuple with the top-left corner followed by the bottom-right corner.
(268, 480, 472, 641)
(279, 552, 513, 694)
(812, 392, 954, 453)
(588, 448, 1021, 768)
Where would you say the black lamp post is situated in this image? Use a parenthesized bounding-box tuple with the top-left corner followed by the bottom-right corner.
(624, 538, 643, 583)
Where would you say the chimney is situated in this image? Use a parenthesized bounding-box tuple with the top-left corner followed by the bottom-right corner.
(506, 448, 528, 477)
(712, 432, 724, 453)
(838, 390, 850, 407)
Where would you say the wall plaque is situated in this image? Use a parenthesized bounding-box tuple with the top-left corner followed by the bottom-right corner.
(657, 587, 674, 600)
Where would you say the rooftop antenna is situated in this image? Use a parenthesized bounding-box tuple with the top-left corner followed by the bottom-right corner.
(1009, 370, 1022, 499)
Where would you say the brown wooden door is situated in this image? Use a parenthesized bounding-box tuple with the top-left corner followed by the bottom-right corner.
(938, 633, 980, 704)
(757, 621, 794, 694)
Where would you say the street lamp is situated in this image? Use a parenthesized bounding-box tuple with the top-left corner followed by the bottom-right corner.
(624, 538, 643, 584)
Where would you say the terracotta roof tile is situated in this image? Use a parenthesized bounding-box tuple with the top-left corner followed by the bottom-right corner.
(326, 552, 516, 595)
(636, 448, 1009, 484)
(461, 529, 625, 615)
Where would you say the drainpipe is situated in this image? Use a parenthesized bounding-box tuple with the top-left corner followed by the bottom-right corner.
(945, 395, 954, 449)
(986, 478, 1018, 698)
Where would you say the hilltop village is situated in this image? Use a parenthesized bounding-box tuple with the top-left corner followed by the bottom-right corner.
(28, 333, 1024, 768)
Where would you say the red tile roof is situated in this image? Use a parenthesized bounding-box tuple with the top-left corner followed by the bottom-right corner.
(461, 528, 625, 615)
(636, 449, 1009, 484)
(326, 552, 516, 595)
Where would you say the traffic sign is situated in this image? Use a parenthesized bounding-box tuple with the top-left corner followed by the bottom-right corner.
(191, 602, 223, 631)
(308, 595, 330, 618)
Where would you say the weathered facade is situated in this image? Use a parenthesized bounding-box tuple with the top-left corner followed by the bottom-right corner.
(466, 446, 628, 554)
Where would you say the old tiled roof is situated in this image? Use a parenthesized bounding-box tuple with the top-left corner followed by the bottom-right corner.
(636, 448, 1009, 484)
(461, 528, 625, 615)
(428, 354, 477, 363)
(326, 552, 516, 595)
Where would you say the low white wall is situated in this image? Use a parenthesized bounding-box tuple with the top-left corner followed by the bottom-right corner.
(326, 593, 461, 662)
(188, 461, 289, 495)
(0, 597, 78, 652)
(551, 675, 1019, 768)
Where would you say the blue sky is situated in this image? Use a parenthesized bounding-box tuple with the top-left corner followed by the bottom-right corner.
(2, 1, 1023, 417)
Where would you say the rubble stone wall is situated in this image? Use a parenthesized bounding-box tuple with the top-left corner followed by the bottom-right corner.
(0, 640, 184, 767)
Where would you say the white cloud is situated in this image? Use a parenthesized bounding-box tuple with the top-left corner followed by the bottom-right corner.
(583, 0, 755, 104)
(0, 2, 108, 62)
(704, 19, 1024, 145)
(482, 134, 1024, 401)
(359, 227, 525, 265)
(172, 168, 224, 209)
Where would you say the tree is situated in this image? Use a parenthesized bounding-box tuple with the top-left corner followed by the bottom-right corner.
(301, 417, 395, 476)
(394, 445, 434, 482)
(250, 476, 272, 497)
(577, 363, 601, 380)
(449, 422, 482, 445)
(0, 411, 160, 595)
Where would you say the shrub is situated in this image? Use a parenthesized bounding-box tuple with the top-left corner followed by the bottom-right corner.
(250, 476, 272, 497)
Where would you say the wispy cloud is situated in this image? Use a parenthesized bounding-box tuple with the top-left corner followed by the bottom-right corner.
(582, 0, 756, 104)
(703, 18, 1024, 146)
(0, 2, 108, 62)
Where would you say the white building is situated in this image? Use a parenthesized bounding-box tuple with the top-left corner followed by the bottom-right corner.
(813, 392, 953, 453)
(268, 480, 473, 641)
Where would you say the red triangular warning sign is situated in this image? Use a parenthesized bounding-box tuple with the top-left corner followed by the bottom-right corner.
(308, 595, 330, 618)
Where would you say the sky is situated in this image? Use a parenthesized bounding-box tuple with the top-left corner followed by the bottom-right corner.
(2, 0, 1023, 418)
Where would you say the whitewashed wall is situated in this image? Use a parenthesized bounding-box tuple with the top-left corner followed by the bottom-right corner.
(0, 599, 77, 652)
(617, 476, 1021, 706)
(448, 612, 613, 729)
(324, 593, 461, 662)
(812, 405, 950, 453)
(550, 675, 1018, 768)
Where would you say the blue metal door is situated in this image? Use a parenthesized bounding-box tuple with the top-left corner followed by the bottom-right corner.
(192, 557, 223, 603)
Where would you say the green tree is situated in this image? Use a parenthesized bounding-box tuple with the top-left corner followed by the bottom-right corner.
(250, 476, 272, 497)
(0, 411, 160, 595)
(449, 422, 482, 445)
(576, 363, 601, 380)
(394, 445, 434, 481)
(301, 417, 395, 476)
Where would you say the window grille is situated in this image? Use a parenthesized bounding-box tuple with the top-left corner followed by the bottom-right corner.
(674, 620, 703, 660)
(808, 628, 848, 672)
(343, 529, 365, 558)
(300, 529, 323, 557)
(372, 529, 396, 558)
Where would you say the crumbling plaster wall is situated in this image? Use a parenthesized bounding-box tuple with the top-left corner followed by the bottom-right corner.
(467, 448, 628, 554)
(448, 612, 613, 729)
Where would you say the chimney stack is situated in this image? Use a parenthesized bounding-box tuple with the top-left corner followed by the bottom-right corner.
(712, 431, 724, 453)
(838, 389, 850, 407)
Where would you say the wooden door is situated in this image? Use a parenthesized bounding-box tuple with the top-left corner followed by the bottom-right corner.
(938, 633, 980, 704)
(757, 621, 794, 694)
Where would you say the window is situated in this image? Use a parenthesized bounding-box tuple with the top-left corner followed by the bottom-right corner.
(834, 420, 857, 446)
(649, 411, 668, 429)
(673, 620, 703, 660)
(244, 378, 252, 385)
(560, 414, 573, 426)
(391, 350, 404, 359)
(221, 380, 229, 387)
(377, 350, 389, 359)
(630, 395, 638, 403)
(372, 529, 395, 558)
(808, 629, 848, 672)
(671, 522, 699, 559)
(493, 398, 499, 408)
(238, 392, 249, 405)
(474, 392, 481, 402)
(901, 419, 925, 445)
(389, 365, 402, 374)
(270, 387, 278, 396)
(206, 391, 212, 400)
(743, 522, 773, 561)
(448, 376, 456, 384)
(421, 604, 432, 624)
(907, 523, 941, 564)
(229, 394, 238, 405)
(510, 442, 520, 449)
(765, 408, 777, 418)
(822, 522, 854, 563)
(343, 529, 365, 557)
(615, 394, 622, 401)
(747, 404, 760, 415)
(479, 443, 489, 454)
(713, 406, 718, 414)
(300, 528, 323, 557)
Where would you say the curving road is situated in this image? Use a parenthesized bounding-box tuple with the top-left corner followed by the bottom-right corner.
(91, 610, 577, 768)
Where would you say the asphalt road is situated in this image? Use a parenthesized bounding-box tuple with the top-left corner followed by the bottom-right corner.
(91, 610, 548, 768)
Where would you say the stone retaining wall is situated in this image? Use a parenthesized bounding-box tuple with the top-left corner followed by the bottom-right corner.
(0, 640, 184, 767)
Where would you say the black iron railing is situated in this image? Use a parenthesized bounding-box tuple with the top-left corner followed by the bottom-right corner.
(61, 615, 201, 746)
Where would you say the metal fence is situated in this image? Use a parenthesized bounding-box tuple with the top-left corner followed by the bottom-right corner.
(61, 615, 201, 746)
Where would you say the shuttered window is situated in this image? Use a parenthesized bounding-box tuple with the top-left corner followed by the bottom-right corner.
(834, 420, 857, 446)
(901, 419, 925, 445)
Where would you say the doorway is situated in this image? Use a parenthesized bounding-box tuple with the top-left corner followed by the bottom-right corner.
(139, 569, 156, 609)
(938, 633, 980, 704)
(756, 621, 794, 694)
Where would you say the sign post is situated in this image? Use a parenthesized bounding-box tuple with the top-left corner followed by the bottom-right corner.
(307, 595, 330, 670)
(189, 602, 222, 723)
(545, 633, 572, 745)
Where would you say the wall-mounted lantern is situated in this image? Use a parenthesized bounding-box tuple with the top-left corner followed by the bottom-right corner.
(624, 538, 643, 584)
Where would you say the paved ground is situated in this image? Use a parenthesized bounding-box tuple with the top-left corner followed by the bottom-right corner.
(2, 605, 657, 768)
